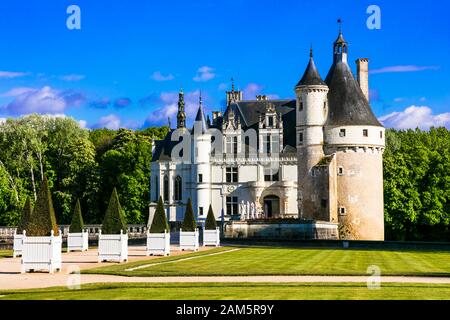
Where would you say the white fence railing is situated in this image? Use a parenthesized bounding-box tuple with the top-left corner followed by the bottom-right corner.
(0, 224, 148, 241)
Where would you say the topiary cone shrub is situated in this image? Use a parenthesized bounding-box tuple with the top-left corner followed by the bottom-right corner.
(69, 199, 85, 233)
(17, 197, 33, 234)
(102, 188, 127, 234)
(150, 196, 169, 233)
(204, 204, 217, 230)
(181, 198, 197, 232)
(26, 176, 59, 236)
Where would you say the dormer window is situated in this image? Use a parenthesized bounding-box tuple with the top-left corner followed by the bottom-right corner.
(268, 116, 274, 127)
(339, 129, 346, 137)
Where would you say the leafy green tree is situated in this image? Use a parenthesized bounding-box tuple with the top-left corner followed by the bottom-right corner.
(204, 205, 217, 230)
(16, 197, 33, 234)
(69, 199, 85, 233)
(26, 176, 59, 236)
(149, 196, 169, 233)
(102, 188, 127, 234)
(181, 198, 197, 232)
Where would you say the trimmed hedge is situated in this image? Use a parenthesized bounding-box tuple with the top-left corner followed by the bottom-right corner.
(181, 198, 196, 232)
(102, 188, 127, 234)
(26, 176, 59, 236)
(149, 196, 169, 233)
(69, 199, 85, 233)
(205, 204, 217, 230)
(17, 197, 33, 234)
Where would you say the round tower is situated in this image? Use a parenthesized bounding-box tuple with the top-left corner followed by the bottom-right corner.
(324, 31, 385, 240)
(191, 93, 211, 221)
(295, 48, 329, 220)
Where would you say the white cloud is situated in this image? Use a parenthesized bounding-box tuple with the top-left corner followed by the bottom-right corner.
(1, 87, 35, 97)
(0, 71, 30, 79)
(94, 114, 121, 130)
(144, 90, 202, 127)
(78, 120, 87, 128)
(242, 83, 279, 100)
(0, 118, 6, 124)
(370, 65, 439, 75)
(151, 71, 174, 81)
(1, 86, 85, 115)
(193, 66, 216, 82)
(379, 105, 450, 130)
(218, 83, 228, 90)
(59, 74, 85, 81)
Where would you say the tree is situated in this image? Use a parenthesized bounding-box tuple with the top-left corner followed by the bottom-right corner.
(69, 199, 84, 233)
(102, 188, 127, 234)
(16, 197, 33, 234)
(26, 176, 59, 236)
(149, 196, 169, 233)
(204, 205, 217, 230)
(182, 198, 197, 232)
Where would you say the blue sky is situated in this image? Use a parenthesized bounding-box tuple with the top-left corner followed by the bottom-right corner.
(0, 0, 449, 129)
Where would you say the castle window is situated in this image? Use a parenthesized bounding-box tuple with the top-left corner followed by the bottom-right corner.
(155, 175, 159, 201)
(299, 102, 304, 111)
(268, 116, 274, 127)
(380, 131, 383, 139)
(199, 207, 204, 216)
(244, 136, 250, 158)
(163, 175, 169, 202)
(226, 167, 238, 183)
(311, 168, 318, 177)
(299, 132, 304, 145)
(324, 101, 327, 109)
(174, 176, 182, 201)
(226, 196, 239, 215)
(198, 174, 203, 183)
(363, 129, 368, 137)
(226, 136, 238, 154)
(339, 129, 346, 137)
(264, 167, 279, 181)
(338, 167, 344, 176)
(321, 199, 327, 208)
(339, 207, 346, 215)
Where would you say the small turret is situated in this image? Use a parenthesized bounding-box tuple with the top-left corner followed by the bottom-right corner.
(177, 88, 186, 129)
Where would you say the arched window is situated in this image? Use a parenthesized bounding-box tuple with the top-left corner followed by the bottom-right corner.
(163, 175, 169, 202)
(174, 176, 182, 201)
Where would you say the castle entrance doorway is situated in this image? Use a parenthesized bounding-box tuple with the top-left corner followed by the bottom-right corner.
(263, 195, 280, 218)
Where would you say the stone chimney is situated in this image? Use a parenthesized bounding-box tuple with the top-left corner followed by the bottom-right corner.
(356, 58, 369, 101)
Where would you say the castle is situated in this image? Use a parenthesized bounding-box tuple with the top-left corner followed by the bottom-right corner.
(149, 30, 385, 241)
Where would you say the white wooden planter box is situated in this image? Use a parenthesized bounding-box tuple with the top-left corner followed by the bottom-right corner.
(67, 231, 89, 252)
(21, 230, 62, 273)
(98, 230, 128, 263)
(147, 231, 170, 256)
(203, 228, 220, 247)
(180, 229, 199, 251)
(13, 232, 23, 258)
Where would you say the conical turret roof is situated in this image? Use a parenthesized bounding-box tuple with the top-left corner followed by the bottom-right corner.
(296, 50, 326, 87)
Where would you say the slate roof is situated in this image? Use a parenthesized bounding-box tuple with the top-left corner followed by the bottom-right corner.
(296, 57, 326, 87)
(325, 61, 382, 127)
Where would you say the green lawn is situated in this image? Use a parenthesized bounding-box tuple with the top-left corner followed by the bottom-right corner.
(1, 282, 450, 300)
(83, 246, 450, 277)
(0, 250, 12, 258)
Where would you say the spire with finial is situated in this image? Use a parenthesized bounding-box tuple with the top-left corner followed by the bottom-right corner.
(177, 87, 186, 128)
(295, 46, 326, 87)
(193, 90, 208, 134)
(231, 77, 235, 92)
(333, 18, 348, 63)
